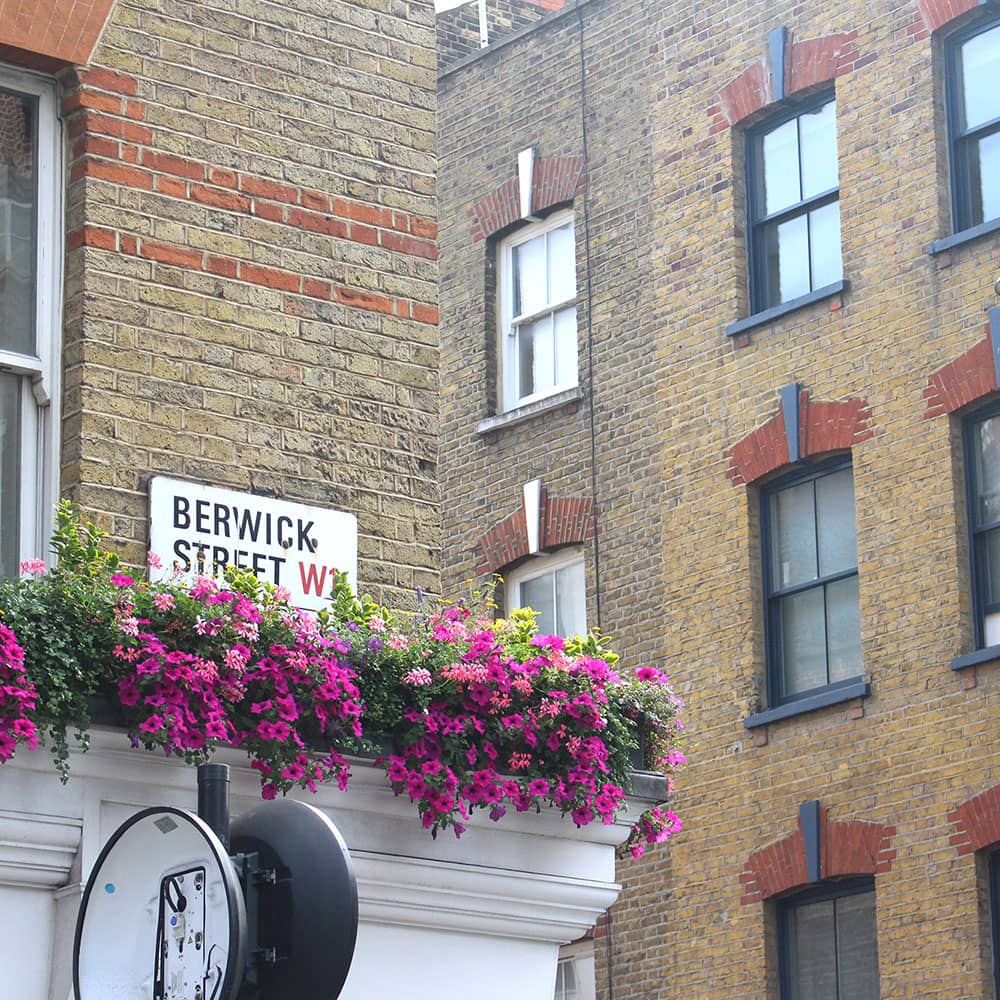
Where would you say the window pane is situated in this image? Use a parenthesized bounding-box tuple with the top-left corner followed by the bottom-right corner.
(970, 129, 1000, 226)
(799, 100, 838, 201)
(553, 306, 577, 386)
(808, 200, 843, 291)
(555, 959, 577, 1000)
(0, 88, 36, 355)
(816, 468, 856, 576)
(780, 586, 827, 695)
(771, 480, 817, 589)
(513, 232, 546, 317)
(974, 415, 1000, 525)
(519, 314, 554, 399)
(826, 575, 862, 682)
(760, 117, 801, 216)
(835, 891, 879, 999)
(547, 222, 575, 304)
(789, 899, 837, 1000)
(985, 610, 1000, 647)
(985, 528, 1000, 606)
(764, 213, 810, 306)
(958, 23, 1000, 133)
(521, 572, 556, 636)
(0, 373, 20, 579)
(555, 560, 586, 637)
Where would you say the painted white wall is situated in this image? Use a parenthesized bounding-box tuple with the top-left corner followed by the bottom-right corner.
(1, 729, 653, 1000)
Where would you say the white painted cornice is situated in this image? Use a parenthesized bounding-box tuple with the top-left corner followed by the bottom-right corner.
(0, 810, 81, 888)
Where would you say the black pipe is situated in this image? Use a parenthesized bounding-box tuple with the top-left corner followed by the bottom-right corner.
(197, 762, 231, 850)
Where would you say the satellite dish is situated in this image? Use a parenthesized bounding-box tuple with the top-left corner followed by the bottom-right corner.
(74, 807, 247, 1000)
(230, 799, 358, 1000)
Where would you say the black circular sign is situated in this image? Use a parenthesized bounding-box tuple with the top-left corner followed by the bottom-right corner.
(230, 799, 358, 1000)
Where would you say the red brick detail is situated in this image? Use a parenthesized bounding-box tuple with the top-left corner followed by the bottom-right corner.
(239, 262, 299, 293)
(382, 230, 438, 261)
(710, 31, 864, 129)
(715, 59, 771, 129)
(71, 111, 152, 146)
(725, 408, 789, 486)
(0, 0, 117, 66)
(531, 155, 587, 215)
(475, 491, 594, 576)
(469, 155, 587, 241)
(412, 303, 440, 325)
(950, 785, 1000, 856)
(333, 287, 395, 315)
(803, 396, 872, 456)
(190, 184, 251, 213)
(66, 224, 115, 251)
(923, 330, 996, 418)
(475, 509, 530, 577)
(824, 819, 889, 879)
(739, 810, 894, 905)
(138, 240, 202, 270)
(141, 150, 205, 181)
(470, 178, 520, 242)
(59, 88, 438, 322)
(916, 0, 978, 32)
(725, 391, 872, 486)
(788, 33, 859, 95)
(74, 68, 138, 97)
(542, 495, 595, 549)
(241, 176, 298, 203)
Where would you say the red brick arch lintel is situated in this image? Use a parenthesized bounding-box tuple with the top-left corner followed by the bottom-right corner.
(923, 324, 997, 419)
(949, 784, 1000, 857)
(709, 31, 864, 131)
(724, 390, 873, 486)
(916, 0, 980, 33)
(473, 489, 595, 576)
(469, 155, 587, 242)
(0, 0, 119, 67)
(739, 808, 896, 905)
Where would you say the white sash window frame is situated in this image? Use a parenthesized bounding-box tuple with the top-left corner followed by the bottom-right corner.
(0, 64, 62, 572)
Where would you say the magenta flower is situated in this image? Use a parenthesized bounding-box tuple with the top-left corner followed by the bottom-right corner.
(110, 573, 135, 588)
(138, 714, 163, 734)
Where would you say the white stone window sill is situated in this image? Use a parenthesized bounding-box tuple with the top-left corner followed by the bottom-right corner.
(475, 387, 583, 436)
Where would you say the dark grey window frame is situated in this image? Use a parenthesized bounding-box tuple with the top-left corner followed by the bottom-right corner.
(777, 877, 879, 1000)
(745, 90, 840, 317)
(944, 14, 1000, 238)
(990, 850, 1000, 997)
(762, 456, 863, 709)
(963, 397, 1000, 652)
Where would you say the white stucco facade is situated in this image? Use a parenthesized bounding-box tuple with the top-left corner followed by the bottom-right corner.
(1, 729, 656, 999)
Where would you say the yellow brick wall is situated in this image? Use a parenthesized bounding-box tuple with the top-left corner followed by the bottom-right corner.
(54, 0, 440, 605)
(438, 0, 1000, 995)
